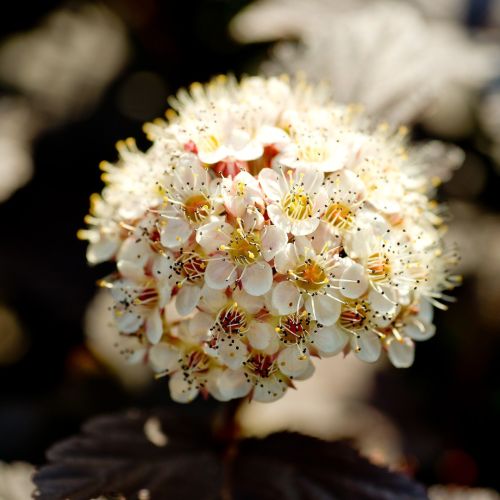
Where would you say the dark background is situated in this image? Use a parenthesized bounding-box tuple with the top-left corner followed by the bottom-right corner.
(0, 0, 499, 492)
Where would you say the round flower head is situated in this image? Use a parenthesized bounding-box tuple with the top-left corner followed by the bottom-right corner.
(80, 75, 460, 403)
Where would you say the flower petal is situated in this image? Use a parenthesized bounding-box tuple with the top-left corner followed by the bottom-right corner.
(195, 220, 232, 253)
(199, 284, 228, 312)
(311, 324, 348, 356)
(340, 262, 368, 299)
(169, 371, 199, 403)
(345, 226, 375, 259)
(234, 140, 263, 161)
(228, 128, 251, 151)
(187, 312, 212, 342)
(274, 242, 298, 275)
(305, 294, 341, 326)
(387, 337, 415, 368)
(277, 346, 309, 377)
(403, 321, 436, 341)
(158, 282, 173, 308)
(160, 217, 192, 248)
(418, 299, 434, 323)
(352, 331, 381, 363)
(263, 331, 281, 355)
(117, 237, 150, 264)
(293, 359, 315, 381)
(151, 253, 174, 281)
(368, 287, 397, 315)
(261, 225, 288, 261)
(256, 125, 290, 145)
(217, 337, 248, 369)
(213, 368, 252, 401)
(176, 284, 202, 317)
(146, 310, 163, 344)
(241, 261, 273, 296)
(149, 343, 178, 373)
(115, 310, 143, 334)
(125, 347, 147, 365)
(272, 280, 300, 315)
(246, 321, 275, 350)
(172, 155, 206, 190)
(258, 168, 285, 201)
(323, 143, 349, 172)
(242, 209, 265, 231)
(298, 167, 324, 194)
(290, 217, 320, 237)
(309, 222, 342, 254)
(205, 258, 237, 289)
(252, 377, 287, 402)
(232, 288, 265, 314)
(116, 238, 150, 280)
(117, 260, 147, 281)
(198, 144, 229, 165)
(267, 204, 292, 234)
(87, 238, 119, 264)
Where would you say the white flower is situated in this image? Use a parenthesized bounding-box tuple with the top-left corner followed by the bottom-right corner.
(421, 246, 461, 309)
(385, 299, 436, 368)
(157, 76, 291, 165)
(428, 485, 500, 500)
(278, 128, 349, 172)
(198, 287, 266, 369)
(243, 352, 290, 402)
(193, 125, 288, 165)
(274, 311, 343, 377)
(0, 4, 128, 201)
(78, 193, 121, 264)
(0, 4, 128, 120)
(159, 153, 222, 248)
(321, 169, 366, 233)
(171, 244, 208, 316)
(0, 462, 35, 500)
(198, 217, 286, 296)
(84, 290, 152, 390)
(221, 170, 265, 217)
(259, 167, 327, 236)
(207, 366, 252, 401)
(386, 336, 415, 369)
(168, 348, 212, 403)
(109, 274, 170, 344)
(272, 237, 342, 325)
(246, 317, 280, 353)
(0, 98, 38, 203)
(341, 225, 427, 312)
(81, 74, 459, 402)
(333, 300, 384, 363)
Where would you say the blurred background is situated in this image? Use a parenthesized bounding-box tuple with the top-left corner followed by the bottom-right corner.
(0, 0, 499, 496)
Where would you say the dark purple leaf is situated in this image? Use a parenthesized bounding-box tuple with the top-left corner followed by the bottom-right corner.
(232, 433, 427, 500)
(34, 409, 222, 500)
(34, 408, 427, 500)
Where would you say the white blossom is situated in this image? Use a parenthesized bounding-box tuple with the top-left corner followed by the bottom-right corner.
(0, 4, 129, 203)
(81, 75, 459, 403)
(0, 462, 35, 500)
(0, 4, 128, 120)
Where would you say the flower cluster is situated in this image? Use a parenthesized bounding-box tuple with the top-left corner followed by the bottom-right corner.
(80, 75, 459, 403)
